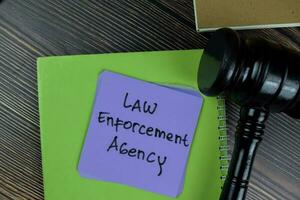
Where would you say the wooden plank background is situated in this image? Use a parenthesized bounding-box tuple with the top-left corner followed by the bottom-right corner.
(0, 0, 299, 199)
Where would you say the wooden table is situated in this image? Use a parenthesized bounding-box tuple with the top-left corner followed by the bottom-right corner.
(0, 1, 299, 199)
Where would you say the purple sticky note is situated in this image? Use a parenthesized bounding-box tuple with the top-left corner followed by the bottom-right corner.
(78, 71, 203, 197)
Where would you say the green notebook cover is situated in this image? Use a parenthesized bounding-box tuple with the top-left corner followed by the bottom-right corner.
(37, 49, 227, 200)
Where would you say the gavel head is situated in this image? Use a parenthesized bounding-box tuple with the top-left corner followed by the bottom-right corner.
(198, 28, 300, 118)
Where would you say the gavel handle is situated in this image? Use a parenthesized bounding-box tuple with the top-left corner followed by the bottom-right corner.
(220, 107, 269, 200)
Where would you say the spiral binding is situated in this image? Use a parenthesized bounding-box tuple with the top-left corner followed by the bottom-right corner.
(216, 96, 229, 187)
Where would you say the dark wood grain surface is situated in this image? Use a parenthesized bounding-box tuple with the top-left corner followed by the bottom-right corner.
(0, 0, 299, 199)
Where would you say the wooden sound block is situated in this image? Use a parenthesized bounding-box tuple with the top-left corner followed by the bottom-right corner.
(194, 0, 300, 32)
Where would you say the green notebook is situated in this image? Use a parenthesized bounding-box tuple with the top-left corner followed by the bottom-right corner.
(37, 49, 228, 200)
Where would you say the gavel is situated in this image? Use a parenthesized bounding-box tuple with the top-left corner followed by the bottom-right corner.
(198, 28, 300, 200)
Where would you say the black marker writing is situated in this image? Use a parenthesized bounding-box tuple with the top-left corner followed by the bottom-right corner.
(98, 112, 189, 147)
(123, 92, 158, 114)
(107, 136, 167, 176)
